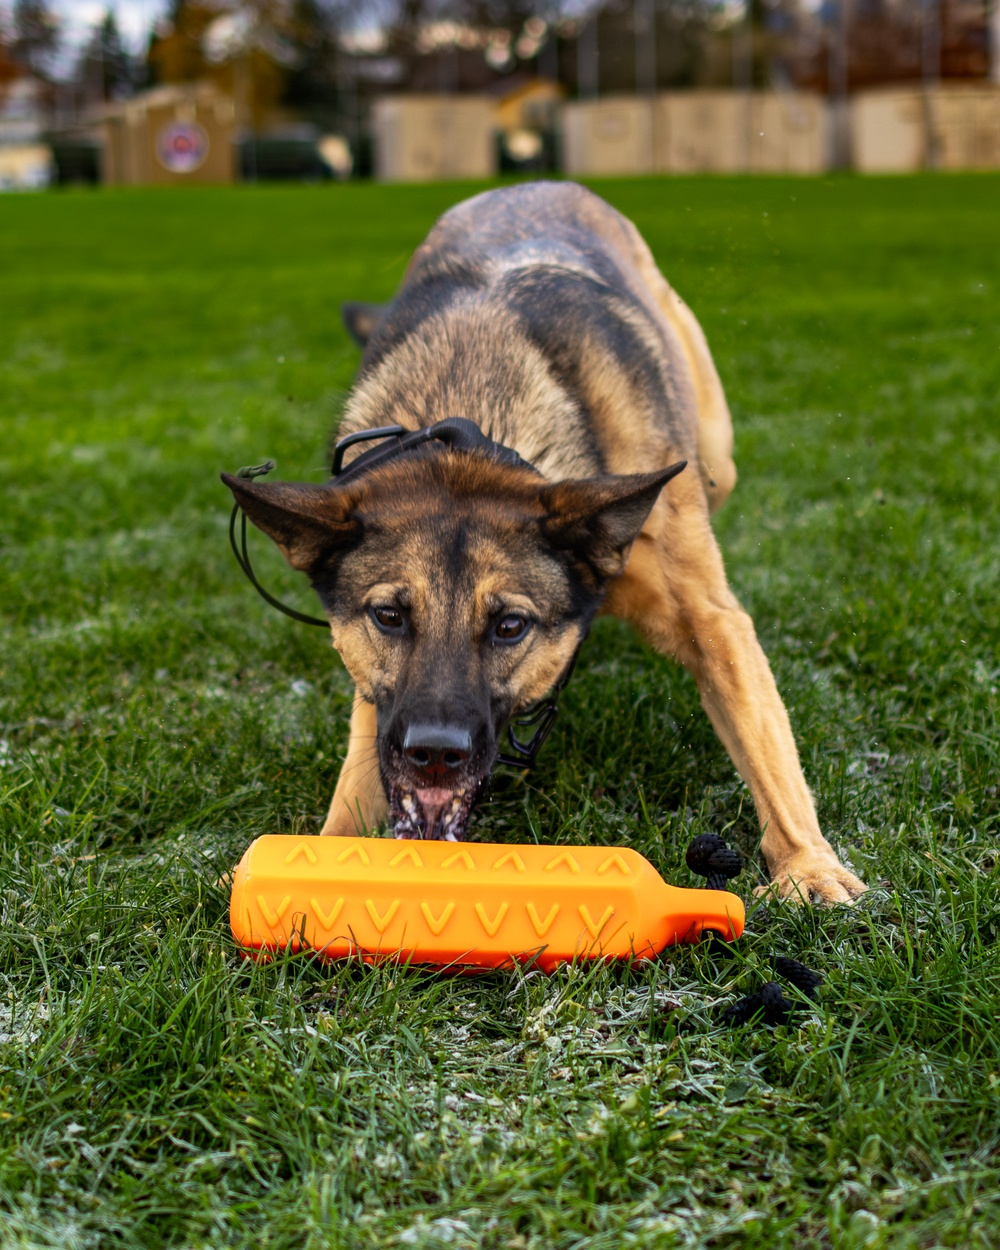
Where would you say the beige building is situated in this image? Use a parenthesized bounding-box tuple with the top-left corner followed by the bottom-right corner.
(99, 83, 236, 186)
(562, 96, 655, 176)
(371, 95, 496, 181)
(930, 84, 1000, 169)
(749, 93, 829, 174)
(850, 84, 1000, 172)
(0, 143, 52, 190)
(656, 92, 748, 173)
(563, 91, 828, 176)
(0, 76, 53, 190)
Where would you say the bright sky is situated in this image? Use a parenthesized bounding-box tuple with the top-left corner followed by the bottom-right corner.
(40, 0, 384, 60)
(50, 0, 169, 55)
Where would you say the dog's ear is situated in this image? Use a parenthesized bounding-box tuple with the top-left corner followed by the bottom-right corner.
(540, 461, 686, 580)
(221, 474, 361, 573)
(341, 302, 386, 348)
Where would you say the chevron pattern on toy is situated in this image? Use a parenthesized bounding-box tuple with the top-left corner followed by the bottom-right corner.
(230, 835, 745, 972)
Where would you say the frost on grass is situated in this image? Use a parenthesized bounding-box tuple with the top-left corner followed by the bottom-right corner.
(0, 1002, 48, 1046)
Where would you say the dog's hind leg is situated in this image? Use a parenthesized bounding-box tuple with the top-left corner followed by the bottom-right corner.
(604, 476, 866, 905)
(320, 692, 388, 836)
(665, 292, 737, 516)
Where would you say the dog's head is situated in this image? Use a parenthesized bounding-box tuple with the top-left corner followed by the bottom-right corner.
(223, 446, 683, 840)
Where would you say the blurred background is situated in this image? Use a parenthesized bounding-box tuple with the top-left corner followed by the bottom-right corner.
(1, 0, 998, 188)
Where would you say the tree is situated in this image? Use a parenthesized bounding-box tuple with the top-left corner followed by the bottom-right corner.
(148, 0, 298, 130)
(147, 0, 218, 85)
(283, 0, 343, 117)
(76, 10, 137, 102)
(11, 0, 60, 78)
(0, 23, 22, 101)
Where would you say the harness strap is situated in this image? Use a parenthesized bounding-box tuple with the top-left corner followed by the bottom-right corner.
(332, 417, 539, 481)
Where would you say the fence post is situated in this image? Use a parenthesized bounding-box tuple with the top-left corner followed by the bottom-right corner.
(828, 0, 850, 168)
(922, 0, 942, 168)
(578, 7, 599, 99)
(992, 0, 1000, 83)
(733, 0, 753, 169)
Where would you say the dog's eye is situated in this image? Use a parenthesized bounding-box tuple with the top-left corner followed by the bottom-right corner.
(371, 605, 405, 633)
(493, 614, 530, 644)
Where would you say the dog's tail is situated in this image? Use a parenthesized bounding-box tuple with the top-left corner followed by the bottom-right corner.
(342, 302, 387, 349)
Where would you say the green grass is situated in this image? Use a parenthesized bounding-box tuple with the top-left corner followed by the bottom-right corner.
(0, 174, 998, 1248)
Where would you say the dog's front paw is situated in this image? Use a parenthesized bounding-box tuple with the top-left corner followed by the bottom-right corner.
(755, 851, 867, 906)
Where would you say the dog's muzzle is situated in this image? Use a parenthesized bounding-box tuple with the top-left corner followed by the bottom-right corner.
(389, 784, 478, 841)
(385, 720, 489, 840)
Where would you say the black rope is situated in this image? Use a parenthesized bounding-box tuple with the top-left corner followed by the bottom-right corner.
(720, 981, 796, 1028)
(228, 461, 329, 628)
(685, 833, 743, 891)
(774, 955, 824, 999)
(229, 421, 543, 629)
(718, 957, 825, 1028)
(683, 830, 825, 1029)
(331, 417, 538, 482)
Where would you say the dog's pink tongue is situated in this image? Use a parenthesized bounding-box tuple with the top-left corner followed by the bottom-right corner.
(415, 787, 456, 839)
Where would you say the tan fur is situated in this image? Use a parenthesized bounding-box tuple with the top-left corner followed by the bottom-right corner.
(338, 304, 598, 481)
(602, 475, 863, 903)
(622, 229, 738, 511)
(311, 183, 863, 903)
(321, 695, 386, 836)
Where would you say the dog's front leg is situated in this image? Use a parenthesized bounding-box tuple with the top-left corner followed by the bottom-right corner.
(606, 492, 867, 905)
(320, 692, 388, 836)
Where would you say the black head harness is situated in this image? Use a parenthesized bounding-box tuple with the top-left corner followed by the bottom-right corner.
(228, 417, 579, 771)
(332, 416, 538, 481)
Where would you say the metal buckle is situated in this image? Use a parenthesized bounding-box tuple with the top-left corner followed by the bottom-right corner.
(495, 649, 580, 771)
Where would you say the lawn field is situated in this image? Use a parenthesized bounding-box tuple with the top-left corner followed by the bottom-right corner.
(1, 175, 999, 1248)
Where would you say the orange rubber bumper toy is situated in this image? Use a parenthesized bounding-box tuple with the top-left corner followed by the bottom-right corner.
(230, 835, 744, 972)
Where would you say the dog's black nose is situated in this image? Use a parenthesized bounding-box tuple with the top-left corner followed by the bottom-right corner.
(402, 723, 471, 782)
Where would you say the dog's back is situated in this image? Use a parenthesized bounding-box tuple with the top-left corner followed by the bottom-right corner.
(340, 181, 734, 508)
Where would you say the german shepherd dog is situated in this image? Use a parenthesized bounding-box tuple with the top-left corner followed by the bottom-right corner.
(224, 181, 866, 904)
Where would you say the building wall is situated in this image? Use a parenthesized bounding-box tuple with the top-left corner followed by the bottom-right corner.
(562, 96, 655, 176)
(656, 92, 747, 173)
(561, 87, 998, 176)
(372, 96, 495, 181)
(563, 92, 828, 176)
(100, 86, 236, 186)
(749, 93, 829, 173)
(850, 85, 1000, 172)
(931, 85, 1000, 169)
(850, 89, 927, 171)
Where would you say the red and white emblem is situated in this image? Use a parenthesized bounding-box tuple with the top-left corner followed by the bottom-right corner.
(156, 122, 209, 174)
